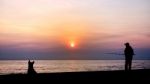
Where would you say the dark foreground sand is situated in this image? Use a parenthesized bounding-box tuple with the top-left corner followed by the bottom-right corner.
(0, 69, 149, 83)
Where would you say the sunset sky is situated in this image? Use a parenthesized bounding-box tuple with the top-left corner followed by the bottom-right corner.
(0, 0, 150, 60)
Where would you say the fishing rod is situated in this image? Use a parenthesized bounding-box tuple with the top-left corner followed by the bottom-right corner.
(104, 53, 124, 55)
(104, 53, 136, 56)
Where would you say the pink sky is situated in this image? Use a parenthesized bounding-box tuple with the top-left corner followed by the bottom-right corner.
(0, 0, 150, 52)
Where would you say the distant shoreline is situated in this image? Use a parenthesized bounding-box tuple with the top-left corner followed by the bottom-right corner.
(0, 59, 150, 60)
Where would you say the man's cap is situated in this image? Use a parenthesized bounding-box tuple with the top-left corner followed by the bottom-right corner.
(125, 42, 130, 45)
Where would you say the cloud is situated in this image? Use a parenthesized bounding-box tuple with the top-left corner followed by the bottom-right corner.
(145, 33, 150, 37)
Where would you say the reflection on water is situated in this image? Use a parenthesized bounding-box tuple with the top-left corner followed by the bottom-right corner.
(0, 60, 149, 75)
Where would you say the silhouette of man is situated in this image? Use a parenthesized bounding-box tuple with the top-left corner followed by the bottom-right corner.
(124, 43, 134, 71)
(27, 60, 37, 75)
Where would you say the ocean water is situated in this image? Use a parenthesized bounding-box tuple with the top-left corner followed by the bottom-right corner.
(0, 60, 150, 75)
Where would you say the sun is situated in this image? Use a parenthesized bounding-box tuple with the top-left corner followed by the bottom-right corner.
(70, 42, 75, 48)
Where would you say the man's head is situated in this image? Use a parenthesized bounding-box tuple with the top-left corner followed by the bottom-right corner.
(125, 42, 130, 46)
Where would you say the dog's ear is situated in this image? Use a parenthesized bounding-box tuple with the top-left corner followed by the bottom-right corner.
(32, 61, 34, 64)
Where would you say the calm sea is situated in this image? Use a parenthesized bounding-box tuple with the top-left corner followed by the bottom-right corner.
(0, 60, 150, 75)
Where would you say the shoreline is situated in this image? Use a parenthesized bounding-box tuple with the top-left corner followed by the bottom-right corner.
(0, 69, 149, 82)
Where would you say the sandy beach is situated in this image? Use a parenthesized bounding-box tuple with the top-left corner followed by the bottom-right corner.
(0, 69, 149, 83)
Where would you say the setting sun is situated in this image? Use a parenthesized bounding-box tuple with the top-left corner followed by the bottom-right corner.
(70, 42, 75, 48)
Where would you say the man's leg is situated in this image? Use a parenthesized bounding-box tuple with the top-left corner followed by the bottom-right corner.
(125, 60, 128, 71)
(129, 59, 132, 70)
